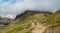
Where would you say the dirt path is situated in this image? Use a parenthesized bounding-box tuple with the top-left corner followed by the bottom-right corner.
(32, 23, 47, 33)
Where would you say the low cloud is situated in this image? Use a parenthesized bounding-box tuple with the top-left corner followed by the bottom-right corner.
(0, 0, 60, 16)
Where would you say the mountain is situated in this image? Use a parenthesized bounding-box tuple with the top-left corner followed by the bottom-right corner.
(0, 16, 14, 28)
(15, 10, 52, 20)
(0, 10, 60, 33)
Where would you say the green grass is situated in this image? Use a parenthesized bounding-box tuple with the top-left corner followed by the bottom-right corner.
(1, 10, 60, 33)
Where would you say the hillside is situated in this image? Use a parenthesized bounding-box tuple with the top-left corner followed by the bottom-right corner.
(0, 10, 60, 33)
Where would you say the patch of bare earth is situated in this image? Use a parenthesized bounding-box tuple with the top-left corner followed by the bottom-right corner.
(32, 23, 47, 33)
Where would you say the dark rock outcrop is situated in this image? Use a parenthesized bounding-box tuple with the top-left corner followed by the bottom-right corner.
(15, 10, 52, 20)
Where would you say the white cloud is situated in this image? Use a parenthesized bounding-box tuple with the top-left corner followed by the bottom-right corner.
(2, 14, 16, 19)
(0, 0, 60, 16)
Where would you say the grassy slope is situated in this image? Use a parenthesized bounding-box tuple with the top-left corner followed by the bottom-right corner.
(44, 10, 60, 33)
(1, 10, 60, 33)
(1, 13, 46, 33)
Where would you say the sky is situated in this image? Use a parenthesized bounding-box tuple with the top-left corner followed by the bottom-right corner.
(0, 0, 60, 17)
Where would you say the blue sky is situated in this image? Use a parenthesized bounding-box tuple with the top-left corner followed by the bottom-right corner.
(0, 0, 60, 16)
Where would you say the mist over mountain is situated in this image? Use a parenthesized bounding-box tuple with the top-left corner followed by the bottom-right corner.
(0, 0, 60, 16)
(2, 14, 16, 19)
